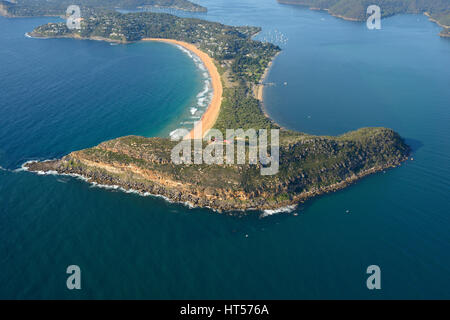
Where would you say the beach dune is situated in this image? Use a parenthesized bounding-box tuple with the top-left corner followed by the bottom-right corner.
(142, 38, 223, 139)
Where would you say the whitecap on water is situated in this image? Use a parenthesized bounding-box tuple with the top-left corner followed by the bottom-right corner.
(190, 107, 198, 115)
(260, 205, 297, 218)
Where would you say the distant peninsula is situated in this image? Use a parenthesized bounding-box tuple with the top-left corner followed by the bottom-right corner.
(22, 10, 411, 212)
(0, 0, 207, 18)
(278, 0, 450, 38)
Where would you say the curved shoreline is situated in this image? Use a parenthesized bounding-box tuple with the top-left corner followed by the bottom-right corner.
(141, 38, 223, 139)
(277, 1, 450, 37)
(256, 51, 280, 122)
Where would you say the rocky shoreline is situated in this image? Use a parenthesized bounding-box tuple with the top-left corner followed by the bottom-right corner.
(27, 32, 130, 44)
(24, 155, 408, 213)
(277, 1, 450, 38)
(23, 131, 410, 213)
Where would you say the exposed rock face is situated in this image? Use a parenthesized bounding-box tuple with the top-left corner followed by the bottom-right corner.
(25, 128, 410, 212)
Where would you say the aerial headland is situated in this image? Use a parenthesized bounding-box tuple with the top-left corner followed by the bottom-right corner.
(18, 8, 411, 212)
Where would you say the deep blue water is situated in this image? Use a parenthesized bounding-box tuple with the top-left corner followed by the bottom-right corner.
(1, 0, 449, 299)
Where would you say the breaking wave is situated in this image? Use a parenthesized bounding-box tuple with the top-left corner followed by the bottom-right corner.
(171, 44, 213, 137)
(261, 205, 297, 218)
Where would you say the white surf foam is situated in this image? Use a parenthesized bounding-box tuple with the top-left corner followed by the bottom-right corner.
(15, 159, 60, 173)
(173, 45, 209, 80)
(36, 170, 59, 175)
(17, 160, 92, 184)
(77, 178, 191, 208)
(261, 205, 297, 218)
(197, 80, 211, 97)
(169, 128, 190, 140)
(20, 160, 190, 207)
(172, 44, 213, 121)
(175, 44, 193, 57)
(20, 161, 275, 213)
(197, 97, 207, 107)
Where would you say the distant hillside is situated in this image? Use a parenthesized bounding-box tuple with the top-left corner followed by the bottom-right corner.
(0, 0, 207, 17)
(278, 0, 450, 37)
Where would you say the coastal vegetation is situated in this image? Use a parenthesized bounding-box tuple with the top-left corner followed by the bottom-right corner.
(22, 9, 411, 211)
(278, 0, 450, 37)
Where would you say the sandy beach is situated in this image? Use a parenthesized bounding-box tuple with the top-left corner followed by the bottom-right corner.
(142, 38, 223, 139)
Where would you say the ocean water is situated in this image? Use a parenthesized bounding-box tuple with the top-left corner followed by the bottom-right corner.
(1, 0, 449, 299)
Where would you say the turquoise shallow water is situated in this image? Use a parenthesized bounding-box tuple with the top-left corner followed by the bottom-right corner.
(1, 0, 450, 299)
